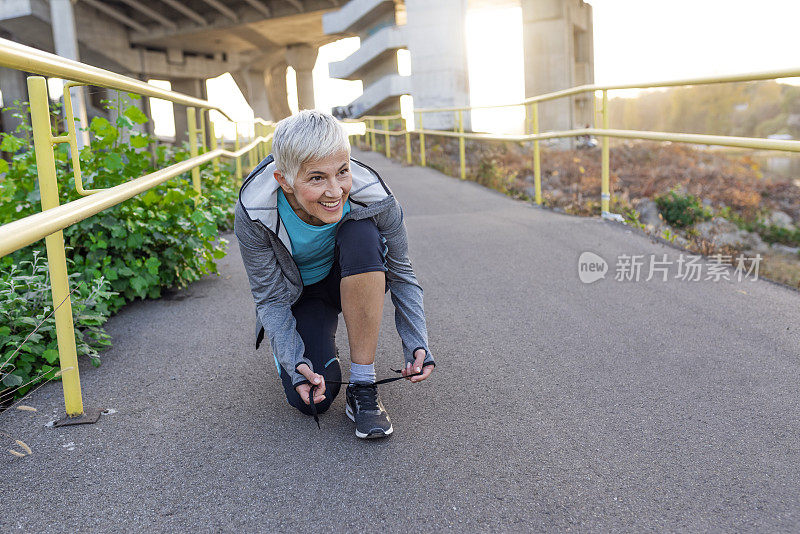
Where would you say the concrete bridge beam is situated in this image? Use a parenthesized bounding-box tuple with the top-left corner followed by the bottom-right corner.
(405, 0, 471, 130)
(50, 0, 90, 147)
(265, 61, 292, 120)
(285, 44, 318, 111)
(231, 69, 274, 123)
(0, 66, 27, 133)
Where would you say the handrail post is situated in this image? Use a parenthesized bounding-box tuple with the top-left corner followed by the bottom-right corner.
(458, 110, 466, 179)
(209, 117, 219, 176)
(259, 123, 266, 160)
(404, 117, 412, 165)
(419, 113, 426, 167)
(199, 109, 207, 154)
(525, 102, 532, 135)
(533, 103, 542, 205)
(27, 76, 84, 417)
(187, 107, 201, 203)
(234, 123, 242, 186)
(601, 89, 610, 215)
(384, 118, 390, 158)
(369, 119, 376, 151)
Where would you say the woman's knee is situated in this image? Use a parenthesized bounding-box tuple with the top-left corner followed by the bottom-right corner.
(284, 360, 342, 416)
(336, 219, 386, 277)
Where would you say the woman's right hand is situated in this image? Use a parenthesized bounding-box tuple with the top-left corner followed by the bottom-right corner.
(295, 363, 326, 405)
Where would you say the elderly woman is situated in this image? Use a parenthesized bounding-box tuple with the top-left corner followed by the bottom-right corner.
(234, 110, 434, 439)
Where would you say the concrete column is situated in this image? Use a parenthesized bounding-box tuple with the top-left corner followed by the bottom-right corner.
(231, 69, 274, 122)
(49, 0, 90, 147)
(170, 78, 206, 146)
(405, 0, 470, 130)
(285, 44, 318, 111)
(0, 67, 27, 133)
(521, 0, 594, 139)
(265, 61, 292, 120)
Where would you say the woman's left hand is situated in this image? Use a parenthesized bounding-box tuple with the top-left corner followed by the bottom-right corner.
(402, 348, 434, 383)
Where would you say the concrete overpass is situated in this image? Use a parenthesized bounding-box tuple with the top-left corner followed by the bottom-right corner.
(0, 0, 595, 139)
(0, 0, 339, 140)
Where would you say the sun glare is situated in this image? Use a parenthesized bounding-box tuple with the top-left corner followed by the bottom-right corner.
(465, 6, 525, 134)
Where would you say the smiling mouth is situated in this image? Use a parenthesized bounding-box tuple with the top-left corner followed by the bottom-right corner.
(319, 199, 341, 209)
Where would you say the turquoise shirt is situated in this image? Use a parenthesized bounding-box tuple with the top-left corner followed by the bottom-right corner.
(277, 189, 351, 286)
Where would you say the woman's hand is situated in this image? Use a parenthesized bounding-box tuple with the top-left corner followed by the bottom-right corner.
(295, 363, 326, 405)
(402, 348, 434, 383)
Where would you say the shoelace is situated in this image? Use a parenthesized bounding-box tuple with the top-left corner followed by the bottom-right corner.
(307, 368, 423, 429)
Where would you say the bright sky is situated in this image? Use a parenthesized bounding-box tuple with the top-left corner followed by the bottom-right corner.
(149, 0, 800, 138)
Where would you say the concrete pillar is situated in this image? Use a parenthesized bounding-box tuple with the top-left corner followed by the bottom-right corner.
(405, 0, 470, 130)
(170, 78, 206, 146)
(285, 44, 318, 111)
(231, 69, 274, 122)
(0, 67, 28, 133)
(521, 0, 594, 140)
(265, 61, 292, 120)
(49, 0, 90, 147)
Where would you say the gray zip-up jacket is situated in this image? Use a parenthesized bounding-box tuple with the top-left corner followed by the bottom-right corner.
(234, 155, 434, 387)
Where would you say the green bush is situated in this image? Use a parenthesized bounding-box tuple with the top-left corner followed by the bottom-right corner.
(0, 252, 114, 403)
(0, 96, 240, 400)
(752, 223, 800, 247)
(654, 188, 712, 228)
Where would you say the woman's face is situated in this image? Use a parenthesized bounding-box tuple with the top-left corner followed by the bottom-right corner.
(275, 150, 352, 226)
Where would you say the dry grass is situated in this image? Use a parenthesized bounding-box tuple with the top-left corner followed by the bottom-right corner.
(377, 135, 800, 290)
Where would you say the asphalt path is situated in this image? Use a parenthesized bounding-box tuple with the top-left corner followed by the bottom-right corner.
(3, 148, 800, 532)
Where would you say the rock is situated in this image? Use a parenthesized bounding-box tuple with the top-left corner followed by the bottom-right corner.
(694, 217, 739, 240)
(635, 199, 662, 228)
(770, 243, 800, 256)
(740, 231, 769, 254)
(706, 229, 769, 253)
(673, 236, 690, 248)
(763, 210, 796, 230)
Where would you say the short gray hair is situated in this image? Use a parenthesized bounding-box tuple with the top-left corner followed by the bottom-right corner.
(272, 110, 350, 186)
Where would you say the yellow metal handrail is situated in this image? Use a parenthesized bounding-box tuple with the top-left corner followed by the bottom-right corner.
(353, 66, 800, 214)
(0, 39, 274, 420)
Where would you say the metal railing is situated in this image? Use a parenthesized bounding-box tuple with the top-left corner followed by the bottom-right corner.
(354, 68, 800, 220)
(0, 38, 274, 419)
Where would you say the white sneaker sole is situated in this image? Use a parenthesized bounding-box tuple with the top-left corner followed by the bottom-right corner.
(346, 404, 393, 439)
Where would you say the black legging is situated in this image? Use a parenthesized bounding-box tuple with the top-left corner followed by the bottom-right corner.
(278, 217, 388, 416)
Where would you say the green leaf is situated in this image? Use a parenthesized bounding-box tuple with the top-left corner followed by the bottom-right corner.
(0, 159, 8, 173)
(126, 233, 144, 248)
(190, 211, 208, 225)
(2, 373, 23, 387)
(42, 349, 60, 364)
(199, 222, 217, 238)
(0, 326, 10, 337)
(130, 276, 147, 295)
(0, 133, 24, 152)
(130, 134, 149, 148)
(103, 153, 124, 171)
(144, 257, 161, 275)
(142, 189, 160, 206)
(123, 106, 148, 124)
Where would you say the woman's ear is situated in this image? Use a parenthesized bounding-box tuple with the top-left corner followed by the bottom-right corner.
(274, 171, 293, 194)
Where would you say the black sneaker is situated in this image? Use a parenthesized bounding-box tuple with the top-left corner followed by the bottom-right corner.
(345, 383, 393, 439)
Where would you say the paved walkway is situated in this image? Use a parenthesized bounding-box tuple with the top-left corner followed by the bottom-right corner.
(3, 149, 800, 532)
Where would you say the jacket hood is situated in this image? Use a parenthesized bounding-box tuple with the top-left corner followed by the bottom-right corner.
(239, 155, 393, 250)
